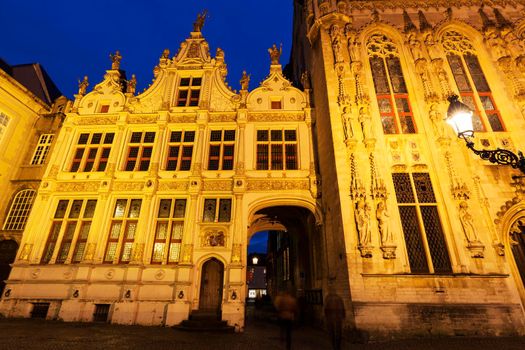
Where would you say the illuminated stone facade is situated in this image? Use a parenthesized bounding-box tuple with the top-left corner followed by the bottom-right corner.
(0, 60, 67, 295)
(3, 0, 525, 339)
(288, 0, 525, 337)
(0, 26, 316, 330)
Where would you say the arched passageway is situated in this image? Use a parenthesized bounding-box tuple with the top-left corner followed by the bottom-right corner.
(0, 240, 18, 295)
(247, 205, 324, 325)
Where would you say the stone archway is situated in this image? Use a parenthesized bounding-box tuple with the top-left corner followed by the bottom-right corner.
(0, 240, 18, 295)
(500, 202, 525, 309)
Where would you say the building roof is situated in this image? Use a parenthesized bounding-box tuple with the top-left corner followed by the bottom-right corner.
(0, 58, 62, 105)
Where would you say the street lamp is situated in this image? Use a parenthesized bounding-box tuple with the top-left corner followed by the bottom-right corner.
(252, 255, 259, 265)
(446, 94, 525, 175)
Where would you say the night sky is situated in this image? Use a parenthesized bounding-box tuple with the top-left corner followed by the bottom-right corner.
(2, 0, 293, 98)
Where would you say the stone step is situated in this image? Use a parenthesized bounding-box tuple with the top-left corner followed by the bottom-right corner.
(174, 311, 235, 333)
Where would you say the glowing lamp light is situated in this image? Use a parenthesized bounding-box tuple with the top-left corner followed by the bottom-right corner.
(252, 256, 259, 265)
(446, 95, 474, 138)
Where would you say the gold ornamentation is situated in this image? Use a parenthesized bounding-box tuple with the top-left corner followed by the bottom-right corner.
(231, 243, 242, 263)
(169, 115, 197, 123)
(246, 179, 309, 191)
(181, 244, 193, 263)
(19, 244, 33, 261)
(203, 180, 232, 191)
(84, 243, 96, 261)
(131, 243, 145, 262)
(202, 230, 226, 247)
(113, 182, 144, 191)
(208, 114, 236, 122)
(158, 182, 189, 191)
(56, 182, 99, 192)
(247, 113, 305, 122)
(73, 116, 118, 125)
(127, 115, 158, 124)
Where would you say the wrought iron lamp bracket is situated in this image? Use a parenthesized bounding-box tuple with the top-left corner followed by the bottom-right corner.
(460, 133, 525, 175)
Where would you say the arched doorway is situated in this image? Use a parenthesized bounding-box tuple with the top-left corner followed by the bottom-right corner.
(0, 240, 18, 295)
(247, 205, 324, 324)
(199, 258, 224, 316)
(510, 219, 525, 293)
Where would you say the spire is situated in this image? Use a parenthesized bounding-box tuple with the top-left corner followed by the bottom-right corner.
(478, 7, 495, 31)
(493, 8, 512, 29)
(418, 11, 432, 32)
(403, 11, 417, 33)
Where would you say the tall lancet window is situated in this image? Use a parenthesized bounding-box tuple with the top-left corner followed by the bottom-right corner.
(367, 34, 417, 135)
(442, 31, 504, 132)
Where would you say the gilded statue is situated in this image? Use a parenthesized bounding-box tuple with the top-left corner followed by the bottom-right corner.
(193, 10, 208, 32)
(78, 76, 89, 95)
(240, 70, 250, 90)
(268, 43, 282, 65)
(161, 48, 170, 59)
(110, 50, 122, 70)
(301, 71, 311, 90)
(127, 74, 137, 94)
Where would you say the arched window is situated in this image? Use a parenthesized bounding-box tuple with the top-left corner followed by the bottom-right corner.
(367, 34, 417, 135)
(3, 189, 36, 231)
(442, 31, 504, 132)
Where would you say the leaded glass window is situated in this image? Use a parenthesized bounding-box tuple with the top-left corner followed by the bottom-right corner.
(41, 199, 96, 264)
(151, 198, 187, 264)
(166, 130, 195, 171)
(3, 189, 36, 231)
(31, 134, 54, 165)
(202, 198, 232, 223)
(442, 31, 504, 132)
(367, 34, 416, 134)
(392, 173, 451, 273)
(104, 199, 142, 263)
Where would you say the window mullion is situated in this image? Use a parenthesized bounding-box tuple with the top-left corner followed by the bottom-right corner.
(383, 57, 402, 134)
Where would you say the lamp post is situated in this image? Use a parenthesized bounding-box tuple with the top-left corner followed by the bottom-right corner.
(445, 95, 525, 175)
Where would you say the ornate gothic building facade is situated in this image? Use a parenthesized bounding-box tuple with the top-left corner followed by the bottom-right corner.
(2, 0, 525, 338)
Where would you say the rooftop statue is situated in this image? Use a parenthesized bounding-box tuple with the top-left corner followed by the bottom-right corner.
(193, 10, 208, 32)
(110, 50, 122, 70)
(78, 76, 89, 95)
(240, 71, 250, 91)
(268, 43, 282, 65)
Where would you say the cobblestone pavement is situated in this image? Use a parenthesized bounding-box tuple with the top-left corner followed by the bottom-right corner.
(0, 318, 524, 350)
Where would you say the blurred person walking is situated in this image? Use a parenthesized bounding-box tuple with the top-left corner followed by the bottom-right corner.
(324, 287, 346, 350)
(274, 289, 299, 350)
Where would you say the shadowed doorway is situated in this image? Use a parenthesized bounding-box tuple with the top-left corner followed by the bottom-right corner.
(199, 258, 224, 317)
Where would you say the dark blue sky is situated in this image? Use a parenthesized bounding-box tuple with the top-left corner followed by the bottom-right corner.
(248, 231, 268, 254)
(2, 0, 293, 99)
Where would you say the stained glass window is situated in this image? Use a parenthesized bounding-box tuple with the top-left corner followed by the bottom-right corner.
(367, 34, 416, 134)
(442, 31, 505, 133)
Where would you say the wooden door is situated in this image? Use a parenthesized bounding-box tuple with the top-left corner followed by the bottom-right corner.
(199, 258, 224, 312)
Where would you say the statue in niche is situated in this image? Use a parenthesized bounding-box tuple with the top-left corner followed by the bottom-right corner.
(459, 201, 480, 244)
(78, 76, 89, 95)
(407, 33, 424, 62)
(359, 105, 372, 140)
(376, 201, 393, 245)
(424, 34, 441, 61)
(342, 106, 353, 140)
(429, 103, 445, 137)
(110, 50, 122, 70)
(240, 71, 250, 90)
(127, 74, 137, 94)
(356, 199, 372, 247)
(330, 25, 344, 63)
(268, 43, 282, 65)
(193, 10, 208, 32)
